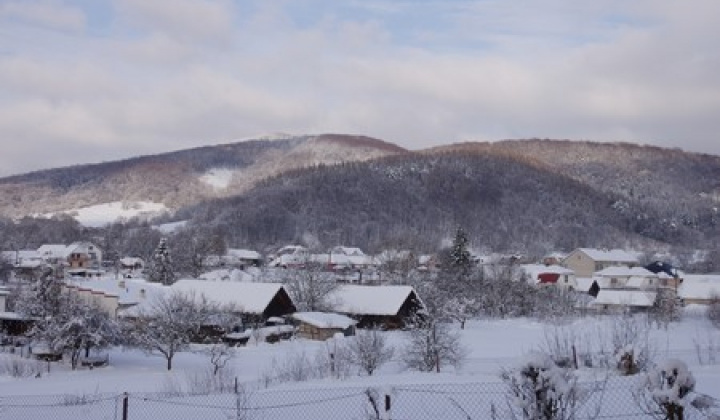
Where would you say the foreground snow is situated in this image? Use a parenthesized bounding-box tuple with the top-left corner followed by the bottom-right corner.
(1, 314, 720, 419)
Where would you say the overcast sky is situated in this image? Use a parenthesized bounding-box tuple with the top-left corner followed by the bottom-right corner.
(1, 0, 719, 177)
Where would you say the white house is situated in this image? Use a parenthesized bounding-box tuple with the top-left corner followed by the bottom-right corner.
(37, 242, 102, 269)
(593, 266, 662, 289)
(562, 248, 640, 278)
(677, 275, 720, 305)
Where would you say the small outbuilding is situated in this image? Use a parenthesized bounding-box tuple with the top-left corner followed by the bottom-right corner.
(291, 312, 357, 341)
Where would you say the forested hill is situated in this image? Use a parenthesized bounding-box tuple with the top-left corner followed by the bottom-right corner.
(0, 134, 406, 218)
(1, 136, 718, 256)
(180, 143, 720, 254)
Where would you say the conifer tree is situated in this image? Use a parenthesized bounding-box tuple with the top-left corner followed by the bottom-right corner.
(449, 226, 472, 273)
(149, 237, 175, 285)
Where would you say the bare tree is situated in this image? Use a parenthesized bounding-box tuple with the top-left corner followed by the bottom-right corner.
(402, 314, 466, 373)
(707, 294, 720, 329)
(19, 289, 120, 370)
(347, 329, 395, 376)
(127, 291, 219, 370)
(281, 262, 339, 312)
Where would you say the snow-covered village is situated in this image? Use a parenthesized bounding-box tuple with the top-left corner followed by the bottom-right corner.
(2, 232, 720, 419)
(3, 1, 720, 419)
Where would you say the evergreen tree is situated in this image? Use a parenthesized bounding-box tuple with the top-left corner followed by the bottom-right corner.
(149, 238, 175, 285)
(449, 226, 472, 273)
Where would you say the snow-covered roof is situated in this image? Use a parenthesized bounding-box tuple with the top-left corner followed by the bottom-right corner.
(330, 246, 365, 257)
(678, 275, 720, 300)
(418, 255, 435, 265)
(65, 277, 165, 306)
(37, 244, 71, 259)
(226, 249, 262, 260)
(0, 311, 29, 320)
(576, 248, 640, 263)
(291, 311, 357, 329)
(198, 269, 254, 283)
(1, 250, 40, 261)
(520, 264, 575, 279)
(592, 290, 657, 307)
(275, 245, 308, 256)
(330, 285, 421, 316)
(594, 266, 656, 277)
(171, 280, 289, 314)
(120, 257, 144, 266)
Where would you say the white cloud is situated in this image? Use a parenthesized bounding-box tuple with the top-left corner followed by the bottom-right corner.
(0, 0, 719, 176)
(114, 0, 235, 43)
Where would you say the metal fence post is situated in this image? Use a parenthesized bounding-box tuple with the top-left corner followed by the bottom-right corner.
(122, 392, 129, 420)
(383, 393, 391, 420)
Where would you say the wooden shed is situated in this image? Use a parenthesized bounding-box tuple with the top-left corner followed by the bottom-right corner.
(290, 312, 357, 341)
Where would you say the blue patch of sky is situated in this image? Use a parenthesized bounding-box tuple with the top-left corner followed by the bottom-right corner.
(76, 0, 115, 37)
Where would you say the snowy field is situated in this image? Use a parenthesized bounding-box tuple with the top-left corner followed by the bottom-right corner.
(1, 312, 720, 419)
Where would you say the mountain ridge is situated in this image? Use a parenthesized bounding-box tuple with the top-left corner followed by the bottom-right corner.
(1, 135, 718, 257)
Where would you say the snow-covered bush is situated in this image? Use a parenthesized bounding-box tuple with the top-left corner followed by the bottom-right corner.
(636, 359, 696, 420)
(0, 354, 43, 378)
(402, 315, 466, 373)
(501, 352, 582, 420)
(346, 329, 395, 376)
(609, 314, 653, 375)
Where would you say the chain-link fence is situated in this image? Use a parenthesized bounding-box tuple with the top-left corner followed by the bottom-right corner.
(1, 379, 719, 420)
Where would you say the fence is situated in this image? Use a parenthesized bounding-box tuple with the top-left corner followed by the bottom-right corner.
(1, 379, 720, 420)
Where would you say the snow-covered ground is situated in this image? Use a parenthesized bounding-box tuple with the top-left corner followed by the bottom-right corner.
(1, 311, 720, 418)
(38, 201, 168, 227)
(200, 168, 234, 191)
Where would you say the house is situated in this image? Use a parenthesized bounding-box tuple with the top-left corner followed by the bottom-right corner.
(119, 257, 145, 271)
(677, 275, 720, 305)
(65, 277, 166, 318)
(37, 242, 103, 270)
(2, 250, 48, 281)
(520, 264, 577, 289)
(562, 248, 640, 278)
(169, 280, 296, 325)
(0, 286, 35, 336)
(591, 289, 657, 312)
(268, 245, 310, 268)
(62, 283, 120, 316)
(418, 254, 439, 271)
(592, 266, 663, 289)
(329, 285, 424, 329)
(224, 249, 262, 268)
(290, 312, 357, 341)
(541, 252, 568, 266)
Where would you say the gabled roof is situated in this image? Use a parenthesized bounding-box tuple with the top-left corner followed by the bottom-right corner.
(37, 244, 71, 259)
(330, 246, 365, 257)
(226, 249, 262, 260)
(171, 279, 290, 314)
(592, 289, 657, 307)
(575, 248, 639, 263)
(330, 285, 422, 316)
(291, 311, 357, 329)
(594, 266, 656, 277)
(520, 264, 575, 280)
(65, 277, 165, 305)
